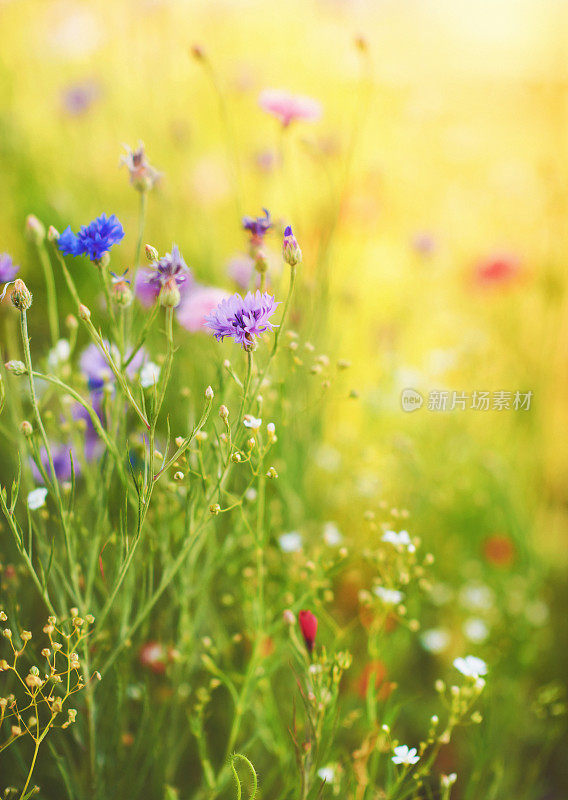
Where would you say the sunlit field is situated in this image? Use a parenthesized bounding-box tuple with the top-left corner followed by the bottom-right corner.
(0, 1, 567, 798)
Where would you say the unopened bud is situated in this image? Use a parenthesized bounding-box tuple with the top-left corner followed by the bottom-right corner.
(205, 385, 214, 400)
(266, 466, 278, 479)
(47, 226, 60, 242)
(78, 304, 91, 321)
(159, 279, 181, 308)
(11, 279, 32, 311)
(145, 244, 159, 263)
(66, 314, 78, 330)
(5, 360, 26, 375)
(282, 225, 302, 267)
(219, 404, 229, 421)
(20, 421, 33, 437)
(209, 504, 220, 515)
(25, 215, 46, 244)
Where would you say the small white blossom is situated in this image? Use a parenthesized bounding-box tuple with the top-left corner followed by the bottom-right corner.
(392, 745, 420, 765)
(317, 765, 335, 783)
(381, 529, 415, 552)
(140, 362, 161, 388)
(463, 618, 489, 644)
(453, 655, 488, 679)
(278, 531, 302, 553)
(243, 416, 262, 430)
(420, 628, 450, 654)
(47, 339, 71, 368)
(27, 488, 48, 510)
(374, 586, 404, 605)
(323, 522, 343, 546)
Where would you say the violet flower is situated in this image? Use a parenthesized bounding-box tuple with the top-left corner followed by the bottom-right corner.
(0, 253, 19, 283)
(204, 290, 279, 349)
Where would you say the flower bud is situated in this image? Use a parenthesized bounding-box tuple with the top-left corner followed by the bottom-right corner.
(78, 304, 91, 321)
(159, 279, 181, 308)
(11, 279, 32, 311)
(25, 215, 46, 244)
(205, 385, 214, 400)
(145, 244, 159, 263)
(5, 361, 26, 375)
(209, 504, 220, 515)
(20, 420, 33, 437)
(47, 226, 60, 242)
(219, 404, 229, 421)
(298, 610, 318, 653)
(66, 314, 78, 331)
(282, 226, 302, 267)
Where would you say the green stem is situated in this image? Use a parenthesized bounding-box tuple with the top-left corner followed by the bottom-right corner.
(134, 190, 148, 268)
(36, 240, 59, 346)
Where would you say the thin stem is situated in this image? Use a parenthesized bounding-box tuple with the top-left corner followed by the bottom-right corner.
(134, 190, 148, 268)
(36, 240, 59, 346)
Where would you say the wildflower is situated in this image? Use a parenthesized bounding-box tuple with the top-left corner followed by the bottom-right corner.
(259, 89, 322, 127)
(282, 225, 302, 267)
(373, 586, 404, 605)
(381, 529, 415, 553)
(139, 641, 169, 675)
(61, 80, 100, 116)
(176, 286, 230, 332)
(27, 488, 48, 510)
(420, 628, 451, 654)
(134, 267, 161, 307)
(463, 618, 489, 644)
(392, 745, 420, 766)
(243, 415, 262, 430)
(146, 245, 192, 308)
(31, 444, 80, 483)
(58, 214, 125, 263)
(298, 610, 318, 653)
(140, 362, 161, 388)
(120, 142, 161, 192)
(453, 655, 488, 679)
(323, 522, 343, 546)
(204, 291, 279, 349)
(317, 765, 335, 783)
(242, 208, 272, 245)
(110, 270, 133, 307)
(0, 253, 19, 283)
(10, 279, 32, 311)
(278, 531, 302, 553)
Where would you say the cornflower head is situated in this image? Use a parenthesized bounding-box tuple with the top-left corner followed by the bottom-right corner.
(110, 269, 133, 307)
(120, 142, 161, 192)
(242, 208, 272, 248)
(146, 245, 192, 308)
(282, 225, 302, 267)
(58, 214, 125, 264)
(258, 89, 322, 127)
(204, 290, 279, 349)
(0, 253, 19, 283)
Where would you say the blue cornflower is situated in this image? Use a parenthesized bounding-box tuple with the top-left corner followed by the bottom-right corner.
(242, 208, 272, 243)
(58, 214, 125, 262)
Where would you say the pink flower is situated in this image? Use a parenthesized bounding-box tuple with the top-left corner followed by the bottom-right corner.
(298, 609, 318, 653)
(474, 252, 521, 287)
(259, 89, 322, 128)
(177, 286, 230, 333)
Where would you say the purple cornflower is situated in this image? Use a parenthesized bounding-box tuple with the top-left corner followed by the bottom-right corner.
(204, 290, 279, 349)
(58, 214, 125, 262)
(0, 253, 19, 283)
(146, 245, 192, 307)
(242, 208, 272, 245)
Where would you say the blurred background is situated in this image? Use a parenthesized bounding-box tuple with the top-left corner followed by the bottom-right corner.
(1, 0, 567, 794)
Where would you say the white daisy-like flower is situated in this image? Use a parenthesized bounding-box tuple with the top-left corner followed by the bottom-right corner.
(317, 765, 335, 783)
(420, 628, 451, 654)
(373, 586, 404, 605)
(392, 745, 420, 765)
(381, 529, 415, 552)
(27, 488, 48, 510)
(278, 531, 302, 553)
(323, 522, 343, 546)
(453, 655, 488, 679)
(140, 361, 161, 388)
(243, 415, 262, 430)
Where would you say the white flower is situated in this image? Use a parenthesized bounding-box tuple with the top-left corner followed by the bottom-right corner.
(392, 745, 420, 765)
(323, 522, 343, 546)
(27, 488, 48, 510)
(243, 416, 262, 430)
(463, 618, 489, 644)
(140, 362, 161, 388)
(317, 765, 335, 783)
(47, 339, 71, 368)
(420, 628, 450, 654)
(381, 529, 415, 552)
(278, 531, 302, 553)
(373, 586, 404, 605)
(267, 422, 276, 435)
(453, 655, 488, 679)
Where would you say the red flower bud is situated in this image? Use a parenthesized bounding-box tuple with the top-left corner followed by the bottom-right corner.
(298, 609, 318, 653)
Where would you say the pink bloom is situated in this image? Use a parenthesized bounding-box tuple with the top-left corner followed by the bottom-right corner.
(474, 252, 521, 287)
(259, 89, 322, 128)
(298, 610, 318, 653)
(177, 286, 230, 333)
